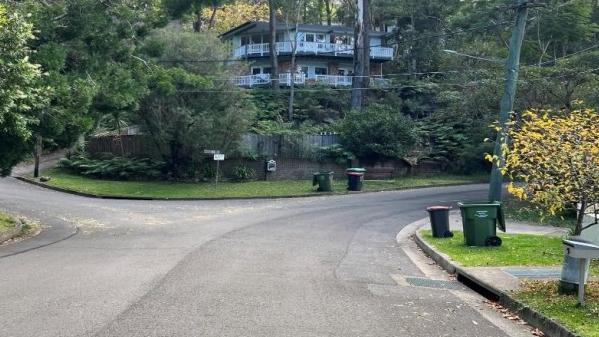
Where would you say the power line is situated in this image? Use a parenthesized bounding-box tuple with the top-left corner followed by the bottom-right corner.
(156, 20, 517, 64)
(536, 43, 599, 66)
(176, 83, 475, 93)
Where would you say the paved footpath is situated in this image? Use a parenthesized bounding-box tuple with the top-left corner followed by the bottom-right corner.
(0, 176, 535, 337)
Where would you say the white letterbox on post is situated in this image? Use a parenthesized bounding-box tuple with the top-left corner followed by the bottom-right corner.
(266, 160, 277, 172)
(563, 240, 599, 305)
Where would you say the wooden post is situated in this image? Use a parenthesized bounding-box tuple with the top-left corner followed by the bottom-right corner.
(215, 160, 220, 185)
(578, 258, 587, 306)
(33, 134, 42, 178)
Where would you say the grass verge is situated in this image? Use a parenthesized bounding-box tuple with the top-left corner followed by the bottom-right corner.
(38, 168, 487, 199)
(419, 230, 599, 276)
(514, 280, 599, 337)
(0, 212, 16, 235)
(0, 211, 38, 244)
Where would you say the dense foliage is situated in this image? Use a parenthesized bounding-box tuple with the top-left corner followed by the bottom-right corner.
(501, 108, 599, 235)
(59, 155, 165, 180)
(0, 5, 46, 175)
(338, 104, 418, 161)
(3, 0, 599, 177)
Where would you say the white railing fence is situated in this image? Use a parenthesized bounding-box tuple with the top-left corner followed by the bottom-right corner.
(231, 73, 392, 88)
(233, 42, 393, 60)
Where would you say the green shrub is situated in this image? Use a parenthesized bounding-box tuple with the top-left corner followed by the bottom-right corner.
(59, 155, 165, 181)
(338, 104, 418, 161)
(315, 145, 355, 166)
(231, 164, 256, 182)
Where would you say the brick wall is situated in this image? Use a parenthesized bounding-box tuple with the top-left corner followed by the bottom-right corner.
(218, 158, 424, 181)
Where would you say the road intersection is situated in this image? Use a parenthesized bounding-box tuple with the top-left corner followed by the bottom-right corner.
(0, 177, 533, 337)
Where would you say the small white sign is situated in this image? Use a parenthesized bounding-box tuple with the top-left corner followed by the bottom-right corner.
(214, 154, 225, 161)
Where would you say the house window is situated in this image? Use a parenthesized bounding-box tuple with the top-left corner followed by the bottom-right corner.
(241, 36, 250, 46)
(252, 67, 271, 75)
(315, 34, 326, 43)
(315, 67, 328, 75)
(251, 35, 262, 44)
(335, 35, 353, 45)
(276, 32, 286, 42)
(301, 66, 309, 75)
(305, 33, 315, 42)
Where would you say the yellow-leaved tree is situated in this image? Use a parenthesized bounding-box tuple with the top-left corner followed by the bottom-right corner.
(501, 108, 599, 235)
(202, 0, 270, 33)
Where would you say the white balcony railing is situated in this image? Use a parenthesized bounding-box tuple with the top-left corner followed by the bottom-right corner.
(232, 73, 391, 88)
(232, 73, 306, 87)
(314, 75, 353, 87)
(233, 42, 393, 60)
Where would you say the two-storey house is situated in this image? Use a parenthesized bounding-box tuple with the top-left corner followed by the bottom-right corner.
(220, 21, 394, 87)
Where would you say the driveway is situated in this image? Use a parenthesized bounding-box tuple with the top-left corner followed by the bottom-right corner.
(0, 177, 531, 337)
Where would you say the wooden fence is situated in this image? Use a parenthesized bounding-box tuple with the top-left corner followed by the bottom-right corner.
(86, 135, 162, 158)
(240, 133, 340, 158)
(86, 133, 341, 159)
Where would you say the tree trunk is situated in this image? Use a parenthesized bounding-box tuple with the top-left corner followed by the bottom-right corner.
(325, 0, 332, 26)
(288, 30, 298, 121)
(208, 5, 218, 29)
(575, 199, 588, 235)
(269, 0, 279, 91)
(351, 0, 370, 111)
(193, 8, 203, 32)
(33, 134, 42, 178)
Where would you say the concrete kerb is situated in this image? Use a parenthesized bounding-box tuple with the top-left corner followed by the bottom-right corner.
(403, 218, 579, 337)
(15, 176, 487, 202)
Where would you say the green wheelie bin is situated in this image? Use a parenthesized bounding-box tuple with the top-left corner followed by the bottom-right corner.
(458, 202, 506, 246)
(346, 168, 366, 191)
(313, 172, 334, 192)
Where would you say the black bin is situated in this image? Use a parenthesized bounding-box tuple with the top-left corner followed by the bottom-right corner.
(427, 206, 453, 238)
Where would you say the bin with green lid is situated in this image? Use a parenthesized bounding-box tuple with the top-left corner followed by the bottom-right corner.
(458, 202, 506, 247)
(346, 168, 366, 191)
(313, 172, 334, 192)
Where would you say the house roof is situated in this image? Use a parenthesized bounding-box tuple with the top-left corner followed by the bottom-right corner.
(220, 21, 388, 39)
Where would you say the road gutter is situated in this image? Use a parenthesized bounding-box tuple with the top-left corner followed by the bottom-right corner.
(410, 222, 578, 337)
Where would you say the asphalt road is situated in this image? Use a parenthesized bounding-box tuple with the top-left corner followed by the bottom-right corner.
(0, 177, 531, 337)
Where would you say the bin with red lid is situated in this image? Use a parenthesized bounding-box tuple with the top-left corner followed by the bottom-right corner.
(427, 206, 453, 238)
(346, 168, 366, 191)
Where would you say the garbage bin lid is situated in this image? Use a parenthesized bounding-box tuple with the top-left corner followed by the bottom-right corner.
(346, 168, 367, 173)
(427, 206, 452, 211)
(346, 172, 364, 176)
(458, 201, 501, 208)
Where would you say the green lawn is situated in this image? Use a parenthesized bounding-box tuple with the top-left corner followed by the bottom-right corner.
(420, 230, 599, 276)
(39, 168, 487, 199)
(514, 280, 599, 337)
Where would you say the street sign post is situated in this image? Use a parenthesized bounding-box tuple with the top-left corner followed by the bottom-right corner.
(213, 153, 225, 184)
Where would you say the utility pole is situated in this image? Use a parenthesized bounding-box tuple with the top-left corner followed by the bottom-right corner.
(351, 0, 370, 111)
(488, 0, 531, 202)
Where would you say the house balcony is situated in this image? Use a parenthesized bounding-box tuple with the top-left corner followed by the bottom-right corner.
(232, 42, 394, 60)
(232, 73, 306, 87)
(232, 73, 391, 88)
